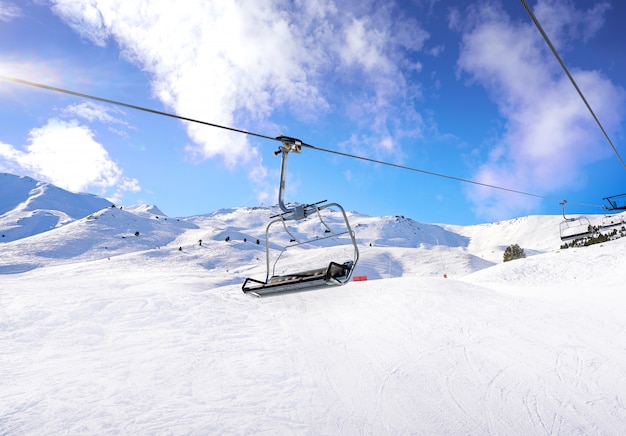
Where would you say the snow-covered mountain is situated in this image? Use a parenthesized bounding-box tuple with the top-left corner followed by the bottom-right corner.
(3, 171, 609, 277)
(3, 173, 626, 434)
(0, 173, 113, 243)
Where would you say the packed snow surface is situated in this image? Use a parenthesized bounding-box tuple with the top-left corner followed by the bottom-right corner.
(2, 173, 626, 434)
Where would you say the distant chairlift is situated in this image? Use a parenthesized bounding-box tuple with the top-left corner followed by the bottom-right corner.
(242, 136, 359, 297)
(601, 213, 624, 229)
(559, 201, 591, 241)
(601, 194, 626, 228)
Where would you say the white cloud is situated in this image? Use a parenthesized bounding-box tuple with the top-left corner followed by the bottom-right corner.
(48, 0, 431, 169)
(0, 119, 140, 198)
(60, 102, 133, 141)
(62, 102, 129, 127)
(455, 1, 624, 220)
(340, 17, 393, 73)
(0, 0, 20, 22)
(48, 1, 109, 46)
(533, 0, 611, 49)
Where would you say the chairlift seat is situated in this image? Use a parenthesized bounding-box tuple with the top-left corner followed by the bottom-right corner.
(559, 218, 592, 241)
(560, 230, 591, 241)
(559, 202, 592, 241)
(602, 214, 624, 228)
(242, 261, 353, 297)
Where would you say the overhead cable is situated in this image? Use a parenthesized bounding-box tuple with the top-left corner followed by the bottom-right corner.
(299, 140, 569, 204)
(0, 74, 277, 143)
(0, 74, 601, 209)
(520, 0, 626, 169)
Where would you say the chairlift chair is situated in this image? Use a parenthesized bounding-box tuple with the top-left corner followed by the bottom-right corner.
(601, 213, 624, 229)
(599, 194, 626, 229)
(559, 201, 592, 241)
(242, 136, 359, 297)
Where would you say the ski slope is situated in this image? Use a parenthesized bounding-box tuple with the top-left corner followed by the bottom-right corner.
(2, 173, 626, 434)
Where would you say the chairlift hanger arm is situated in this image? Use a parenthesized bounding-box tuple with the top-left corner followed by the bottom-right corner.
(560, 200, 574, 221)
(275, 135, 323, 220)
(602, 194, 626, 211)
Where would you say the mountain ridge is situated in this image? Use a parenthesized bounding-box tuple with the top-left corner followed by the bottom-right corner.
(2, 172, 624, 279)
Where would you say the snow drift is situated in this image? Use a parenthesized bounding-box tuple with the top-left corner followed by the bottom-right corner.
(2, 173, 626, 434)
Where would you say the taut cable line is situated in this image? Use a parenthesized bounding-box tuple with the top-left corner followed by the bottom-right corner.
(520, 0, 626, 169)
(0, 74, 277, 143)
(0, 74, 601, 209)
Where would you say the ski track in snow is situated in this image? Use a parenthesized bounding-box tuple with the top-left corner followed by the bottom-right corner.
(2, 176, 626, 434)
(3, 259, 626, 434)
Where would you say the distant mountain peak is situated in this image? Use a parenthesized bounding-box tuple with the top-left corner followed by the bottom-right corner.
(0, 173, 114, 241)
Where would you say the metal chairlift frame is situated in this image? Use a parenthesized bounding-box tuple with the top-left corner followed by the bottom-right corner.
(600, 194, 626, 229)
(603, 194, 626, 211)
(242, 136, 359, 297)
(559, 200, 592, 241)
(601, 213, 624, 229)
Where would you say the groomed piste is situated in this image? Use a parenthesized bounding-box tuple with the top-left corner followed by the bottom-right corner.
(2, 173, 626, 434)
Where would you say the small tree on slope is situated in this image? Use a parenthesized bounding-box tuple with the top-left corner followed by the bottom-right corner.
(503, 244, 526, 262)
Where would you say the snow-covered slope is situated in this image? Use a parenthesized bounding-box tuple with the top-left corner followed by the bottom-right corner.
(442, 212, 626, 263)
(0, 173, 113, 242)
(3, 232, 626, 434)
(6, 171, 622, 276)
(0, 206, 201, 273)
(3, 173, 626, 434)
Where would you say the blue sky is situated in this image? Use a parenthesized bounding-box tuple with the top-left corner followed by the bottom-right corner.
(1, 0, 625, 225)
